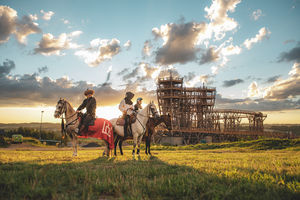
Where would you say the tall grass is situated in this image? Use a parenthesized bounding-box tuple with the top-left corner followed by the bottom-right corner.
(0, 139, 299, 199)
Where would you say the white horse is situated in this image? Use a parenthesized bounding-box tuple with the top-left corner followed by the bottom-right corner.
(110, 101, 159, 157)
(54, 98, 111, 157)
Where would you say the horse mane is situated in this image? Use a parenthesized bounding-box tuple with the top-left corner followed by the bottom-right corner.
(63, 99, 75, 113)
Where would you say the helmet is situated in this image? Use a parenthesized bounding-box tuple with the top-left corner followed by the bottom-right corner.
(125, 91, 134, 99)
(137, 97, 143, 101)
(84, 89, 94, 96)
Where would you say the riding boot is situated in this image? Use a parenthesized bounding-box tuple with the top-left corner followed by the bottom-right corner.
(124, 123, 128, 138)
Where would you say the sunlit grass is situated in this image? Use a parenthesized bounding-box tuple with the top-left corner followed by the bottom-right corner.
(0, 139, 299, 199)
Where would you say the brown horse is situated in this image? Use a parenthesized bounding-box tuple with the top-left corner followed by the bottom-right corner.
(114, 114, 171, 156)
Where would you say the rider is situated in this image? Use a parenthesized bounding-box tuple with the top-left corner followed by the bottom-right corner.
(76, 89, 96, 135)
(134, 97, 143, 111)
(119, 91, 134, 138)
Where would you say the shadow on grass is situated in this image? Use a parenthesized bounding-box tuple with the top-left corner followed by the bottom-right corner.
(0, 154, 299, 200)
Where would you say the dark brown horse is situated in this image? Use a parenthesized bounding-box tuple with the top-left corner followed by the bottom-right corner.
(114, 114, 171, 156)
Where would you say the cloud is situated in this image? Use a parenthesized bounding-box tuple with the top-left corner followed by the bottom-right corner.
(0, 6, 41, 45)
(248, 81, 259, 97)
(0, 59, 15, 77)
(205, 0, 241, 40)
(124, 40, 131, 50)
(223, 78, 244, 87)
(277, 44, 300, 63)
(61, 18, 69, 24)
(40, 10, 54, 21)
(264, 62, 300, 100)
(244, 27, 271, 49)
(200, 46, 220, 64)
(252, 9, 263, 20)
(185, 74, 212, 87)
(34, 32, 81, 56)
(153, 22, 205, 65)
(143, 40, 152, 57)
(265, 75, 280, 84)
(0, 6, 17, 44)
(75, 38, 121, 66)
(0, 60, 159, 107)
(38, 66, 48, 74)
(15, 15, 41, 44)
(216, 94, 300, 111)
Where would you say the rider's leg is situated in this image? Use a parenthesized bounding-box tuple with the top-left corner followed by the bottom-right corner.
(124, 115, 129, 138)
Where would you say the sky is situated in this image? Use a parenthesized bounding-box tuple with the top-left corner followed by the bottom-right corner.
(0, 0, 300, 124)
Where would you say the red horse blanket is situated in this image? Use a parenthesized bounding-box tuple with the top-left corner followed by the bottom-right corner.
(77, 118, 114, 149)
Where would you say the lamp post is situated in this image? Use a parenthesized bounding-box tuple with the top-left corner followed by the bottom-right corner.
(40, 110, 44, 140)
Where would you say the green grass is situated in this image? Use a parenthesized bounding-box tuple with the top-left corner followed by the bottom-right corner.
(150, 138, 300, 151)
(0, 139, 299, 199)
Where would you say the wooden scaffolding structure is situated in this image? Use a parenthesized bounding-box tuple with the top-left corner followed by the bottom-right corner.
(156, 75, 271, 143)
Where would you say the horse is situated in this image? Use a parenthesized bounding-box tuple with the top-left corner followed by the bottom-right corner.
(113, 114, 172, 156)
(54, 98, 113, 157)
(110, 101, 159, 157)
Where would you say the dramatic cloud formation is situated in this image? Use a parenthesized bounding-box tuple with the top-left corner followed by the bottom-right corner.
(244, 27, 271, 49)
(205, 0, 241, 40)
(34, 31, 82, 56)
(277, 44, 300, 63)
(0, 60, 158, 107)
(40, 10, 54, 21)
(223, 78, 244, 87)
(0, 6, 41, 44)
(264, 62, 300, 100)
(252, 9, 263, 20)
(75, 38, 121, 66)
(153, 22, 205, 65)
(248, 81, 259, 97)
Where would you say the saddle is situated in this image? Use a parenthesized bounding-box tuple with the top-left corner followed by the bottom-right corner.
(116, 114, 136, 126)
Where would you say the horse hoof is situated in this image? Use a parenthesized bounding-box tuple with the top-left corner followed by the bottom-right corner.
(72, 154, 77, 157)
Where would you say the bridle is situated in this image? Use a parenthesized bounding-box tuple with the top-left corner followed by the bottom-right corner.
(134, 103, 159, 134)
(55, 99, 79, 139)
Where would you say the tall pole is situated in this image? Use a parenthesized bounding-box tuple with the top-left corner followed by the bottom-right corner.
(40, 111, 44, 140)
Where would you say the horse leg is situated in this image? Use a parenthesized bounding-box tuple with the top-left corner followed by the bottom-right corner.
(148, 136, 151, 156)
(119, 138, 124, 155)
(132, 136, 137, 158)
(102, 140, 109, 157)
(137, 135, 143, 156)
(114, 135, 119, 156)
(72, 134, 78, 156)
(145, 136, 149, 155)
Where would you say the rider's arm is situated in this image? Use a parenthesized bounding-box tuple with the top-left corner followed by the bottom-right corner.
(77, 99, 87, 111)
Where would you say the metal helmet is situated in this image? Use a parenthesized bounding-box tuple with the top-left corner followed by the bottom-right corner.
(137, 97, 143, 101)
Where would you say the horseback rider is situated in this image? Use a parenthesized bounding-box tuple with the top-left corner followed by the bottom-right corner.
(134, 97, 143, 111)
(119, 91, 134, 138)
(75, 89, 96, 135)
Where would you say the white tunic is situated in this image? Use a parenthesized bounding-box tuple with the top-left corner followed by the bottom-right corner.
(119, 99, 134, 115)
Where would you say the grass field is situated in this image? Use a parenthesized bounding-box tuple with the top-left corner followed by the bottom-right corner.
(0, 139, 299, 199)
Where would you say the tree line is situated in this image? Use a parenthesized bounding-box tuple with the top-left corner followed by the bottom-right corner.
(0, 127, 61, 141)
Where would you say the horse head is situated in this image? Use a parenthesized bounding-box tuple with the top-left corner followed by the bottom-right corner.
(149, 101, 159, 119)
(54, 98, 66, 118)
